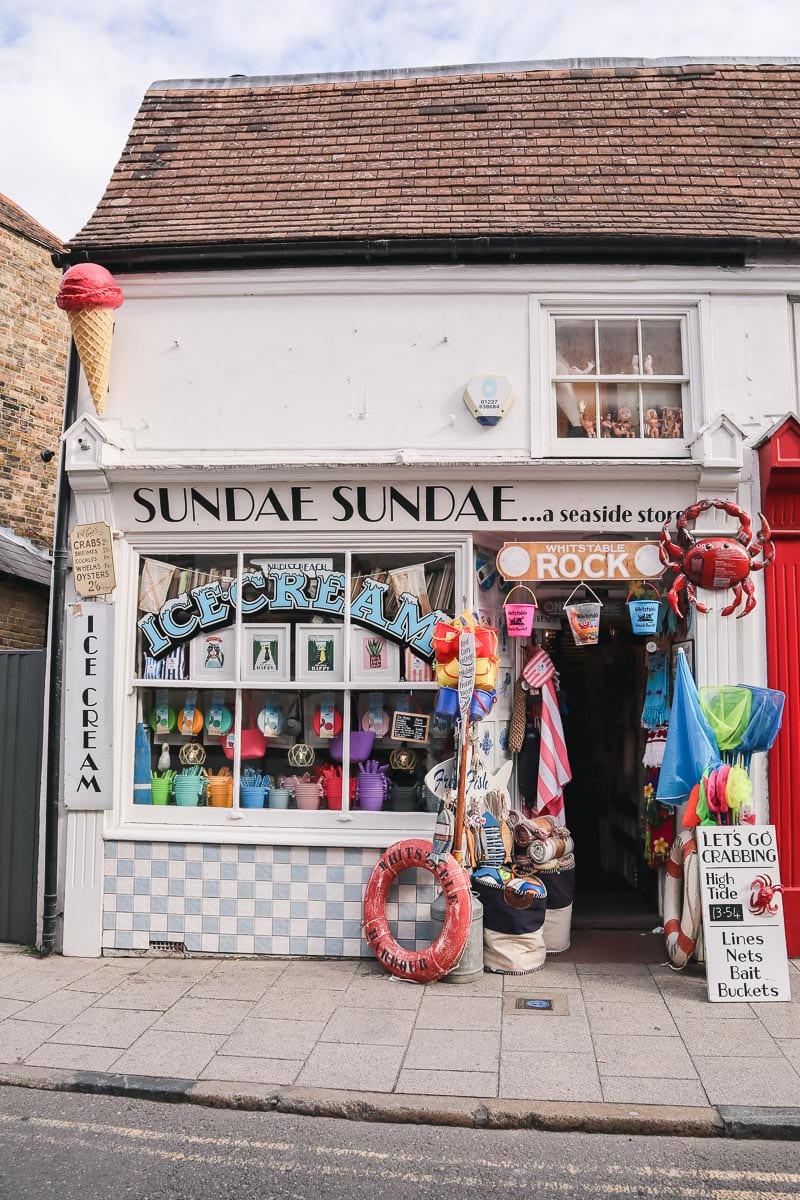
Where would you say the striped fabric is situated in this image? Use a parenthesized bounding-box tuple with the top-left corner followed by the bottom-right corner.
(536, 680, 571, 825)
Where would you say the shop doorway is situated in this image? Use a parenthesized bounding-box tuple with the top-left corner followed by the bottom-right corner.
(533, 586, 661, 930)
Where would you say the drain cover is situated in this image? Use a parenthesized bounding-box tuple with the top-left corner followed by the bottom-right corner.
(503, 991, 568, 1016)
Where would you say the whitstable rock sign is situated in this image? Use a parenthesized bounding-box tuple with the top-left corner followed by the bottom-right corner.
(697, 826, 791, 1003)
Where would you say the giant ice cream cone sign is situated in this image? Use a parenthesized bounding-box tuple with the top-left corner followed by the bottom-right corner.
(56, 264, 124, 415)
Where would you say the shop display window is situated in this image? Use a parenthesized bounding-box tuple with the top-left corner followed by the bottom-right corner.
(551, 314, 690, 452)
(132, 548, 458, 823)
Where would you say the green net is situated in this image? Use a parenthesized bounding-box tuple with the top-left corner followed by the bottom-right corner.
(699, 686, 753, 752)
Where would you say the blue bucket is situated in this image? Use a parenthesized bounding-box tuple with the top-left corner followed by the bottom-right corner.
(627, 585, 662, 635)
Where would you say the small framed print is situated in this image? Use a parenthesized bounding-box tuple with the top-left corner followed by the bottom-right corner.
(295, 623, 344, 683)
(189, 626, 236, 681)
(671, 639, 695, 684)
(403, 648, 434, 683)
(242, 623, 291, 682)
(350, 627, 400, 684)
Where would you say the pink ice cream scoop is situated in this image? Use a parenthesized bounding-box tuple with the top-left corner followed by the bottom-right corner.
(56, 263, 124, 413)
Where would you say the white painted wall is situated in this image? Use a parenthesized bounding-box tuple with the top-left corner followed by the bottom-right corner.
(94, 264, 800, 463)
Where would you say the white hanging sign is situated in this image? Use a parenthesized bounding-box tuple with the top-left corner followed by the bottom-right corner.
(64, 602, 114, 810)
(697, 825, 791, 1003)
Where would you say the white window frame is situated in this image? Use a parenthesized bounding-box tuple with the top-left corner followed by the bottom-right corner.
(534, 300, 701, 459)
(107, 529, 472, 848)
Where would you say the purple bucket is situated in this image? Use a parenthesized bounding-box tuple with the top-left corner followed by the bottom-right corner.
(329, 730, 375, 763)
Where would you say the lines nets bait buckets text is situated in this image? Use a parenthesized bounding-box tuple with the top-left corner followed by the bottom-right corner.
(563, 584, 602, 646)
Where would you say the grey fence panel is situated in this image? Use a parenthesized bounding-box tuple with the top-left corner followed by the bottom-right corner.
(0, 651, 45, 944)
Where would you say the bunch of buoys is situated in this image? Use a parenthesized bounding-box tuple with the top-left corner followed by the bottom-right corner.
(433, 613, 500, 721)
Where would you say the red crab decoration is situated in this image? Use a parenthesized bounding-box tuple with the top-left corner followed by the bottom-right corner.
(749, 874, 783, 917)
(659, 499, 774, 618)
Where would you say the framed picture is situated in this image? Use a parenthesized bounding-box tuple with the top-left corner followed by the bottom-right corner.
(189, 626, 236, 681)
(295, 623, 345, 683)
(241, 623, 291, 682)
(350, 627, 400, 684)
(403, 648, 434, 683)
(671, 639, 695, 684)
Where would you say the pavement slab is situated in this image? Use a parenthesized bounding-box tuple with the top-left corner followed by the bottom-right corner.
(395, 1068, 498, 1096)
(25, 1043, 124, 1073)
(249, 986, 342, 1023)
(0, 1019, 62, 1064)
(111, 1029, 224, 1078)
(219, 1016, 325, 1060)
(153, 996, 255, 1035)
(199, 1054, 302, 1085)
(692, 1054, 800, 1106)
(297, 1042, 404, 1092)
(499, 1050, 603, 1102)
(585, 998, 679, 1037)
(320, 1005, 416, 1046)
(593, 1033, 698, 1079)
(403, 1026, 500, 1072)
(680, 1016, 788, 1058)
(600, 1075, 710, 1106)
(48, 1007, 159, 1049)
(415, 994, 502, 1031)
(93, 978, 194, 1011)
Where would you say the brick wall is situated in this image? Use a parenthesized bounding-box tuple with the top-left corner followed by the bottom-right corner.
(0, 578, 49, 649)
(0, 226, 68, 552)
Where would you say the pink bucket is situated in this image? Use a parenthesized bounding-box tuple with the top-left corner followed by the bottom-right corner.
(503, 585, 538, 638)
(295, 780, 322, 810)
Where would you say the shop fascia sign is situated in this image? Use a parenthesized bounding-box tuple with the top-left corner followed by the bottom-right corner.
(497, 540, 664, 582)
(138, 567, 446, 662)
(118, 483, 692, 534)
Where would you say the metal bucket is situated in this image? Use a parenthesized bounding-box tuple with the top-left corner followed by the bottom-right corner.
(430, 889, 484, 983)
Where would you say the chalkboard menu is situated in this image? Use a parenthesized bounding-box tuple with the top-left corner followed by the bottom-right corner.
(391, 711, 430, 744)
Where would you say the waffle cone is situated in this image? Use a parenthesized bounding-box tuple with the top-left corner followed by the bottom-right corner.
(67, 307, 115, 414)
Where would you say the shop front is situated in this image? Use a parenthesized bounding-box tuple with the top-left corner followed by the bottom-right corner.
(59, 458, 735, 960)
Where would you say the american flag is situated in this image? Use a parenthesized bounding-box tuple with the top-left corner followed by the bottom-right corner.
(536, 679, 571, 824)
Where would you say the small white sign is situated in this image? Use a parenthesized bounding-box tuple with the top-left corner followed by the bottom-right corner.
(64, 603, 114, 810)
(697, 825, 791, 1003)
(458, 632, 476, 719)
(70, 521, 116, 597)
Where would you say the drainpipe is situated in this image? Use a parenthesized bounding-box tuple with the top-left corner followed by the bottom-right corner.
(40, 346, 80, 954)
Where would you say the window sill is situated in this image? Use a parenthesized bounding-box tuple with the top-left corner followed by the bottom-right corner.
(107, 806, 436, 848)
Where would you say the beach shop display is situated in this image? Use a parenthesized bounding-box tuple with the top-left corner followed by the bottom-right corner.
(656, 650, 786, 970)
(659, 498, 774, 618)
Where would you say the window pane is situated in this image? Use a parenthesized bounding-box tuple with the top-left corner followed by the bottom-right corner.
(556, 381, 596, 438)
(555, 320, 596, 375)
(140, 687, 236, 807)
(598, 320, 638, 375)
(642, 384, 684, 438)
(599, 384, 641, 439)
(137, 553, 236, 680)
(641, 320, 683, 375)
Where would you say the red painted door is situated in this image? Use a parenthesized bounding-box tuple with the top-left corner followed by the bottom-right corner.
(759, 416, 800, 957)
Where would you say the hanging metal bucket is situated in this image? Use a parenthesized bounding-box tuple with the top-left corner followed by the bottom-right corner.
(503, 585, 538, 638)
(563, 584, 602, 646)
(627, 583, 661, 635)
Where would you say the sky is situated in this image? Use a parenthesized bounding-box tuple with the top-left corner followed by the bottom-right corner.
(2, 0, 800, 242)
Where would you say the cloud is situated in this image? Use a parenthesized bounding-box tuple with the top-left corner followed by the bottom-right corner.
(2, 0, 799, 240)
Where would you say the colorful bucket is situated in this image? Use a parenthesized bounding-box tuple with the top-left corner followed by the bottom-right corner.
(206, 776, 233, 807)
(503, 585, 538, 638)
(626, 583, 661, 635)
(240, 785, 267, 809)
(564, 585, 602, 647)
(150, 777, 171, 806)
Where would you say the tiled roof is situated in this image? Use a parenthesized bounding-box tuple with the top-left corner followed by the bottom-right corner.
(69, 61, 800, 255)
(0, 193, 62, 252)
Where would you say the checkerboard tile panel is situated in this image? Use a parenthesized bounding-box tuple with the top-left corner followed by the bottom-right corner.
(103, 842, 434, 956)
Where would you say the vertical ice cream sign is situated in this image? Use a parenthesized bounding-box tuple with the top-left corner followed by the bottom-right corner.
(56, 264, 124, 415)
(697, 826, 791, 1003)
(64, 603, 114, 810)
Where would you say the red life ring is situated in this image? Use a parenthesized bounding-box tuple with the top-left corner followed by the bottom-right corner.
(363, 839, 472, 983)
(663, 830, 701, 970)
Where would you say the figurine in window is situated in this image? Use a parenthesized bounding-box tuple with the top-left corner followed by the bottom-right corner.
(579, 400, 597, 437)
(600, 411, 614, 438)
(612, 404, 636, 438)
(644, 354, 654, 375)
(662, 408, 683, 438)
(645, 408, 661, 438)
